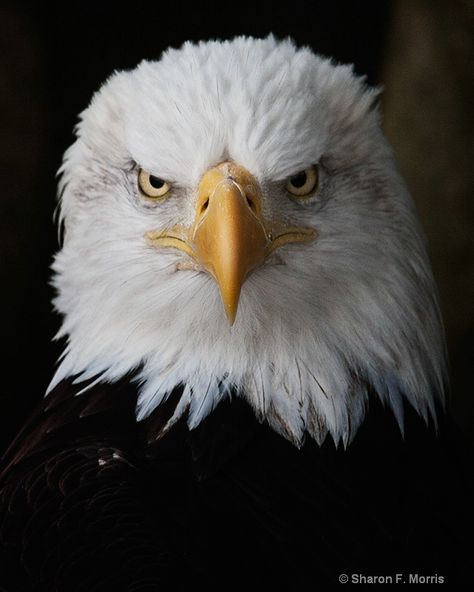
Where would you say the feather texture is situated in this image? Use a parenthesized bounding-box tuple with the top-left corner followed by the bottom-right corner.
(0, 378, 469, 589)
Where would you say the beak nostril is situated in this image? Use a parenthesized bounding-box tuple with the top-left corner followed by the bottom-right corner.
(246, 195, 256, 212)
(200, 198, 210, 215)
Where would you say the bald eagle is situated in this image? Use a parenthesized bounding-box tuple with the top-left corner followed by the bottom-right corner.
(0, 36, 469, 590)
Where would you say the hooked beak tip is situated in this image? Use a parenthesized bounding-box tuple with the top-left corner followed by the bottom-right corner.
(225, 306, 238, 326)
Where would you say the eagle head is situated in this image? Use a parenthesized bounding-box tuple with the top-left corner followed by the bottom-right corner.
(50, 36, 447, 446)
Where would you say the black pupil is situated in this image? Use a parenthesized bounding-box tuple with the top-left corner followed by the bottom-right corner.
(149, 175, 165, 189)
(290, 171, 307, 188)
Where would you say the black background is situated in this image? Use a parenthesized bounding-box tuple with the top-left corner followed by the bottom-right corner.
(0, 1, 471, 455)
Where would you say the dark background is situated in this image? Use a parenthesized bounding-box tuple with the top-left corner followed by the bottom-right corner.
(0, 1, 472, 455)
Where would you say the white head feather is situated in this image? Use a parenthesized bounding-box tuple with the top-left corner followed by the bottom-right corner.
(49, 36, 447, 446)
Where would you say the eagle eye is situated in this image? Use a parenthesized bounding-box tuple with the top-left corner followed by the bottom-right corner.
(138, 169, 171, 198)
(286, 165, 318, 198)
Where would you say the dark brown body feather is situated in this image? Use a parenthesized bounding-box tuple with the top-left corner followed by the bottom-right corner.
(0, 377, 471, 590)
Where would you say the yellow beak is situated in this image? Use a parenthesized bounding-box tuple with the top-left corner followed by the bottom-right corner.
(192, 163, 269, 324)
(146, 162, 316, 325)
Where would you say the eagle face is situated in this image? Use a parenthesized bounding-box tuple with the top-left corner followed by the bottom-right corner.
(51, 36, 446, 446)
